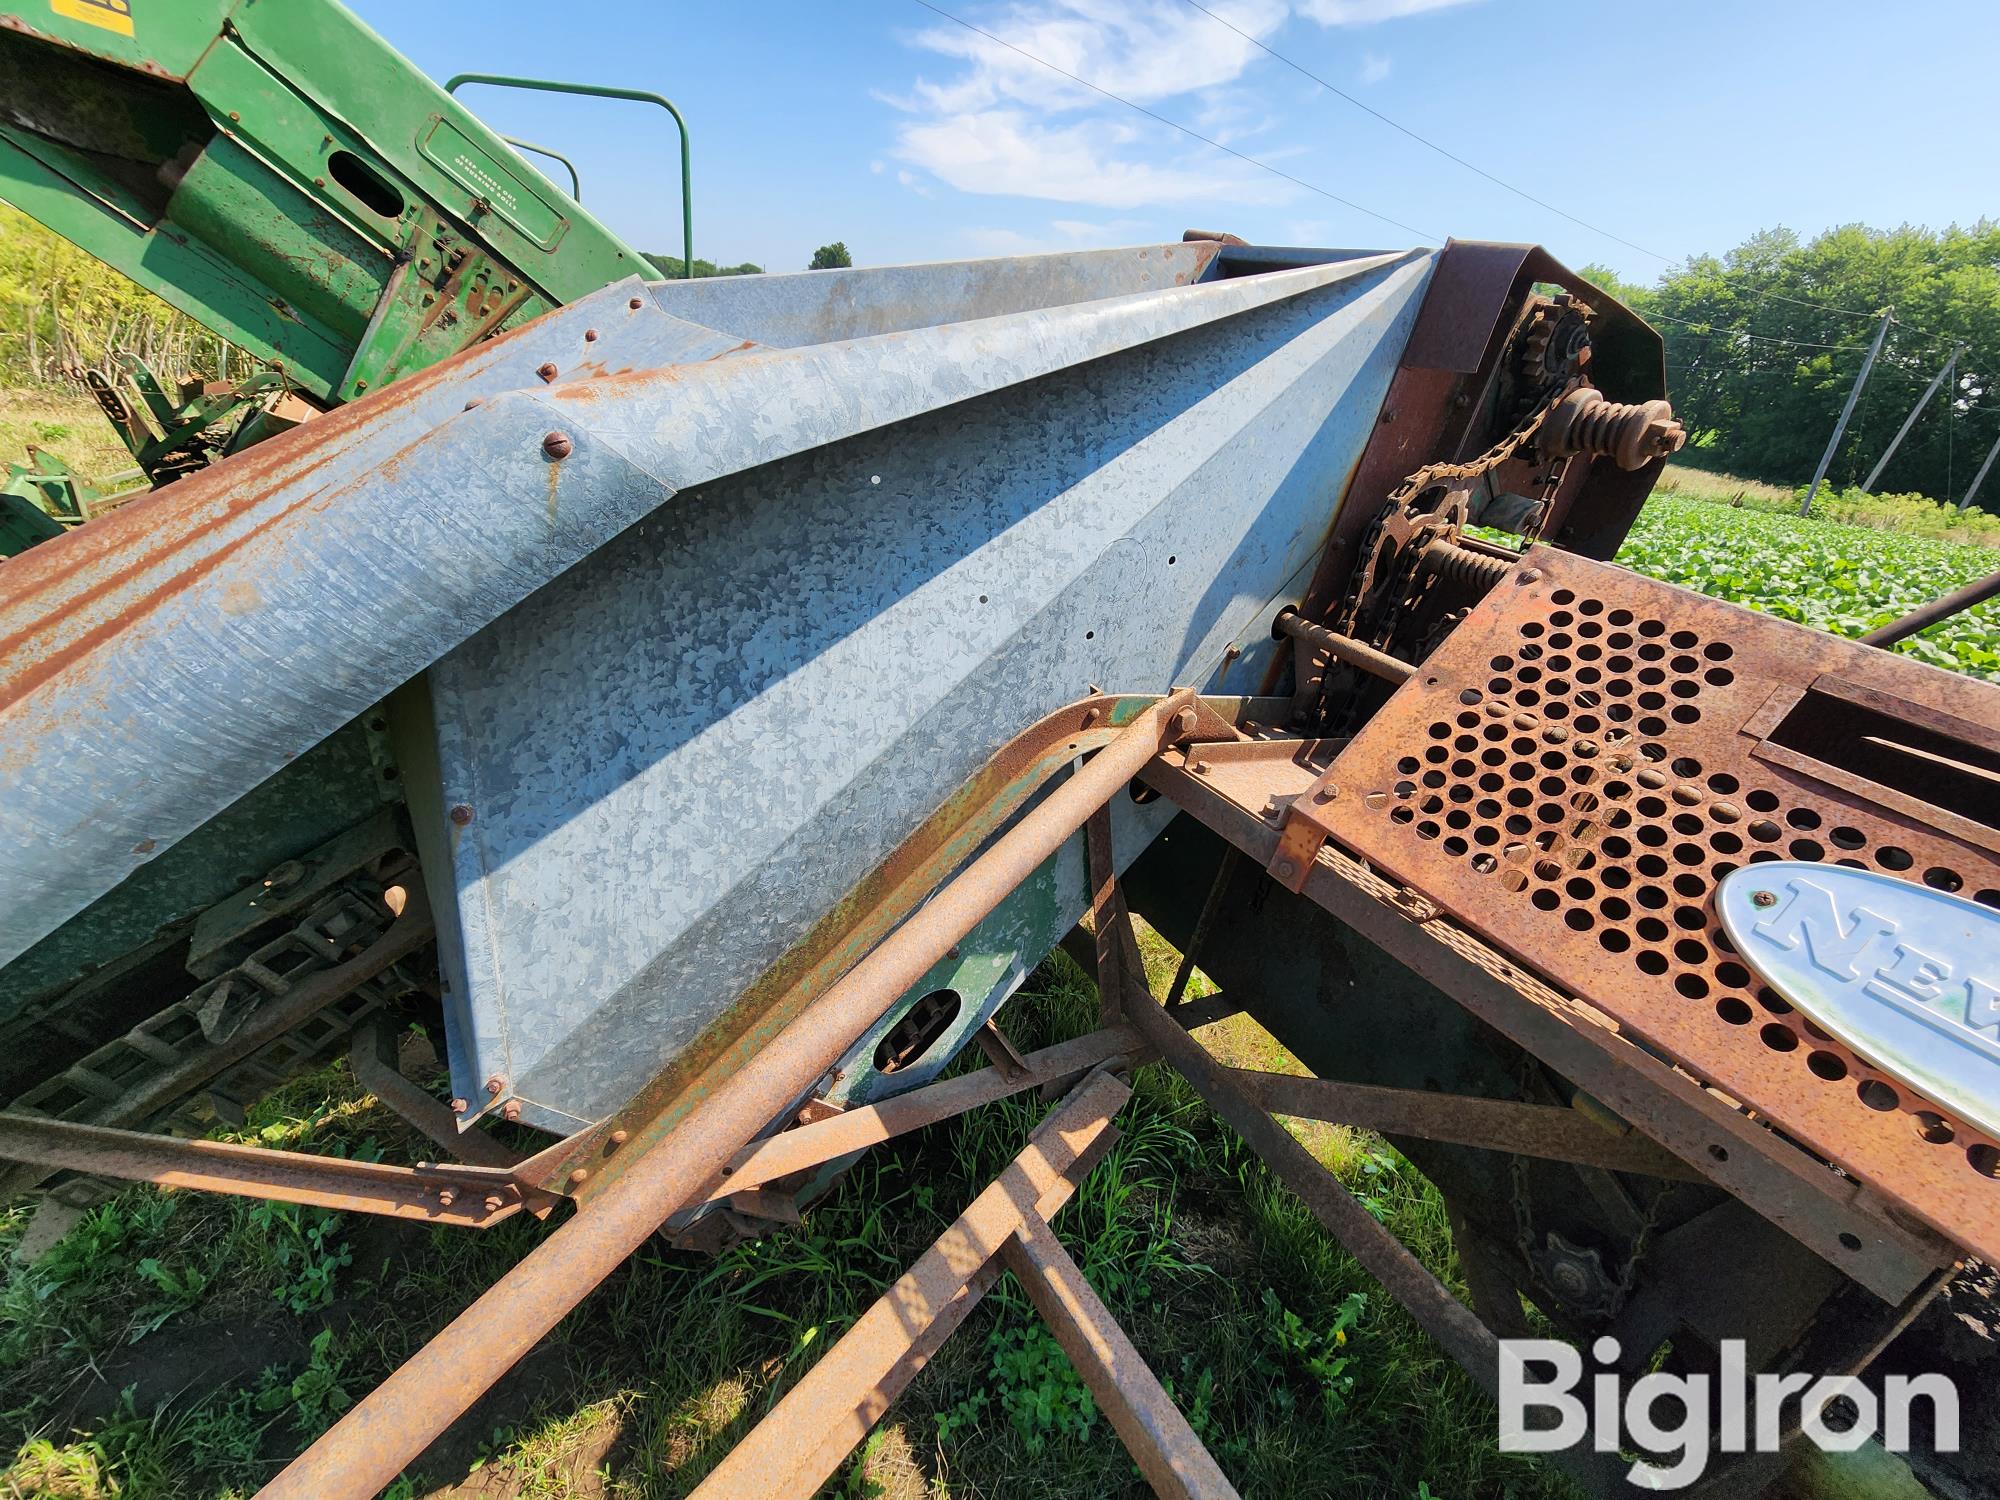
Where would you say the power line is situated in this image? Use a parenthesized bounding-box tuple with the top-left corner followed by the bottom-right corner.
(907, 0, 1438, 240)
(913, 0, 1994, 371)
(1175, 0, 1662, 264)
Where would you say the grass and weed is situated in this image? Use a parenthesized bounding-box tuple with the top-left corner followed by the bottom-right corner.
(0, 388, 133, 493)
(1656, 461, 2000, 548)
(1, 947, 1570, 1499)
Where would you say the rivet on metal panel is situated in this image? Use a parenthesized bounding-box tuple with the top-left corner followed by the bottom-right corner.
(608, 1129, 629, 1146)
(536, 363, 559, 383)
(450, 805, 475, 826)
(568, 1169, 589, 1185)
(628, 296, 643, 309)
(1519, 569, 1543, 584)
(584, 329, 599, 342)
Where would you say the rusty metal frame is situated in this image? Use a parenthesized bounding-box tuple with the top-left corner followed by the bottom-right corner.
(264, 692, 1212, 1500)
(0, 1112, 555, 1227)
(1231, 1070, 1702, 1180)
(1140, 731, 1956, 1302)
(686, 1068, 1236, 1499)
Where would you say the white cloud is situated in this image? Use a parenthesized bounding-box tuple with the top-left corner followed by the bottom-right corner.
(887, 0, 1474, 213)
(870, 159, 886, 174)
(962, 216, 1153, 257)
(898, 107, 1287, 209)
(896, 168, 935, 197)
(1299, 0, 1477, 23)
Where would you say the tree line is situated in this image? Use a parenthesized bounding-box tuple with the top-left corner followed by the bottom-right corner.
(1585, 221, 2000, 512)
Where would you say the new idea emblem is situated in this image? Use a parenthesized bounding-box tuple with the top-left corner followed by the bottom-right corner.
(1717, 863, 2000, 1139)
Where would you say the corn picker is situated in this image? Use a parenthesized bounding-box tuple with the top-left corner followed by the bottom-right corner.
(2, 3, 1997, 1496)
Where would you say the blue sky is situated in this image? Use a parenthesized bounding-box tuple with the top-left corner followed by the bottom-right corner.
(346, 0, 1998, 285)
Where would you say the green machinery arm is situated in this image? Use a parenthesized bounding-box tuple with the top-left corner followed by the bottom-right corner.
(0, 0, 688, 405)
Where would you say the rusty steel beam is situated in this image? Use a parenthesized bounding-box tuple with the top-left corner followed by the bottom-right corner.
(696, 1025, 1139, 1201)
(347, 1023, 519, 1170)
(1120, 986, 1502, 1392)
(1003, 1212, 1239, 1500)
(1230, 1069, 1702, 1181)
(0, 1113, 551, 1227)
(1274, 607, 1416, 686)
(688, 1070, 1132, 1499)
(1860, 566, 2000, 647)
(262, 693, 1197, 1500)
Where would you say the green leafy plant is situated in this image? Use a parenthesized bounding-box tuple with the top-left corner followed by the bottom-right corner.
(256, 1327, 352, 1437)
(986, 1322, 1096, 1454)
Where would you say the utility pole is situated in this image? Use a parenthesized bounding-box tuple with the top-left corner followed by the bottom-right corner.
(1862, 342, 1963, 493)
(1964, 426, 2000, 512)
(1800, 308, 1891, 517)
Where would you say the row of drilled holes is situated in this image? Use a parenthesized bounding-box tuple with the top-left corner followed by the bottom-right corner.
(1388, 594, 2000, 1180)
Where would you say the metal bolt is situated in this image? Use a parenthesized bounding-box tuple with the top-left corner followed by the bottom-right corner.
(628, 296, 643, 310)
(584, 328, 600, 342)
(485, 1075, 506, 1096)
(436, 1188, 456, 1207)
(1519, 569, 1543, 585)
(1751, 890, 1778, 908)
(449, 1098, 468, 1113)
(536, 362, 558, 383)
(609, 1129, 629, 1146)
(1313, 783, 1339, 803)
(1192, 759, 1211, 775)
(1380, 408, 1396, 424)
(485, 1195, 505, 1212)
(541, 431, 573, 460)
(568, 1168, 589, 1186)
(463, 396, 483, 411)
(450, 804, 474, 826)
(1274, 859, 1297, 880)
(502, 1101, 522, 1122)
(1172, 706, 1199, 739)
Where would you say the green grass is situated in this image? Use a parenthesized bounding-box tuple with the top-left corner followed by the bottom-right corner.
(1, 951, 1571, 1500)
(1656, 462, 2000, 549)
(0, 388, 135, 493)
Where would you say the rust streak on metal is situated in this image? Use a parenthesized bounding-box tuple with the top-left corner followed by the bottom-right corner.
(686, 1070, 1131, 1499)
(262, 697, 1196, 1500)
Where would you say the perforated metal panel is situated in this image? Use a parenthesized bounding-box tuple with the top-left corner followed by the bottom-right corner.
(1327, 545, 2000, 1261)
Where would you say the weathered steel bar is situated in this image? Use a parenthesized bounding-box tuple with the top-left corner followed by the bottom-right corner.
(1231, 1069, 1702, 1181)
(262, 694, 1193, 1500)
(0, 1114, 549, 1227)
(687, 1070, 1132, 1499)
(1002, 1212, 1241, 1500)
(1122, 988, 1502, 1393)
(1163, 848, 1238, 1009)
(695, 1025, 1138, 1201)
(1860, 566, 2000, 647)
(347, 1024, 519, 1170)
(1274, 608, 1415, 686)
